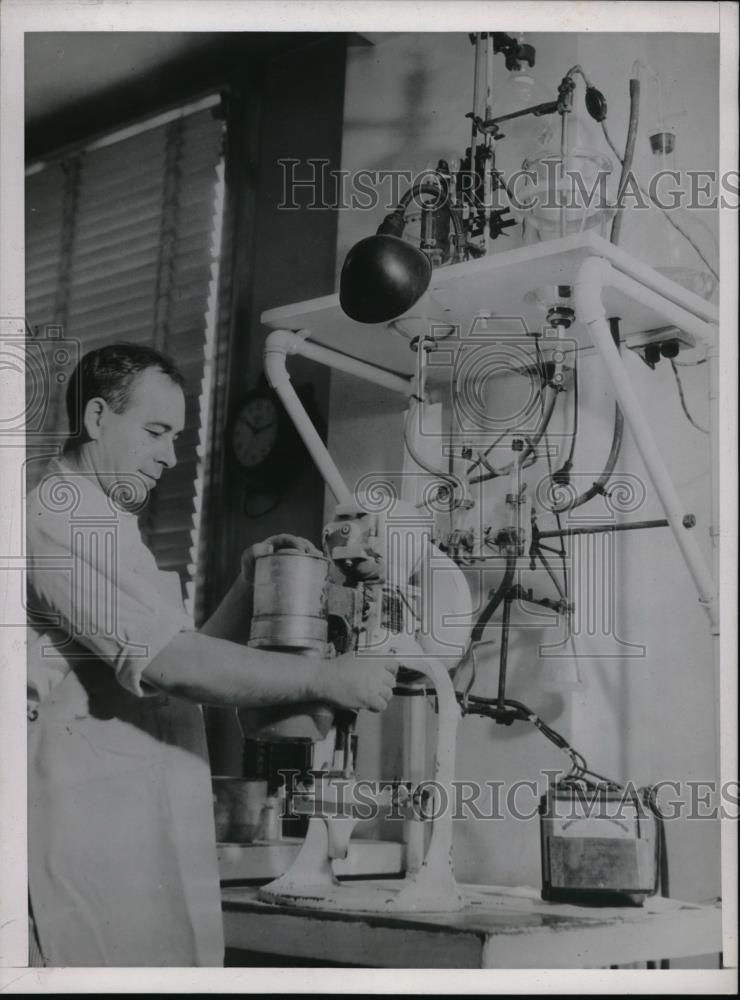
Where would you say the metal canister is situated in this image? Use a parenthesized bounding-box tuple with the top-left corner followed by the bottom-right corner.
(243, 549, 335, 742)
(248, 549, 329, 654)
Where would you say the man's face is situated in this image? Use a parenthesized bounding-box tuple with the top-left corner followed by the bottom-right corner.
(90, 367, 185, 507)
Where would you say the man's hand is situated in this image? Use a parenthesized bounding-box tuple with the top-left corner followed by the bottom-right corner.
(241, 534, 322, 585)
(311, 652, 399, 713)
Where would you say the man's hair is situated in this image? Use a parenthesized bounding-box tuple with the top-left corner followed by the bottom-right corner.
(66, 342, 186, 439)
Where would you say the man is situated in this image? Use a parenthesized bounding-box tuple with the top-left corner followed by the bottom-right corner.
(26, 343, 398, 966)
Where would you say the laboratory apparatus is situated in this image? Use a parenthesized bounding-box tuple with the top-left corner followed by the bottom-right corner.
(228, 32, 719, 915)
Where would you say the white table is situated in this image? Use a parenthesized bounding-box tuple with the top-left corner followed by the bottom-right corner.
(222, 884, 722, 968)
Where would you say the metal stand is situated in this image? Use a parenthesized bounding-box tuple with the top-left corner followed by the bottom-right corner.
(258, 656, 464, 913)
(257, 236, 720, 914)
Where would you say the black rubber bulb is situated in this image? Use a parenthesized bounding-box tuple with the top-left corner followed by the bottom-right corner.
(339, 235, 432, 324)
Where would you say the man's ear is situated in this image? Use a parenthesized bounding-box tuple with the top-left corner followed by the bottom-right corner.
(83, 397, 107, 440)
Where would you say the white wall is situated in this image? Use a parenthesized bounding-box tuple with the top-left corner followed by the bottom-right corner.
(328, 32, 720, 902)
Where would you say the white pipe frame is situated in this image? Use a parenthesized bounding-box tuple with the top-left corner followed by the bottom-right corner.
(573, 256, 719, 633)
(263, 328, 413, 506)
(264, 326, 449, 890)
(262, 255, 719, 899)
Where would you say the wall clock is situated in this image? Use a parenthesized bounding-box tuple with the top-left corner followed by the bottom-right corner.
(226, 379, 325, 515)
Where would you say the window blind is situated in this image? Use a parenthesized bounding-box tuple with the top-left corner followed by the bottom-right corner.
(25, 100, 226, 599)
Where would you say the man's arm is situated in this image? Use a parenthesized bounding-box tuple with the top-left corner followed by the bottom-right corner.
(198, 575, 253, 644)
(142, 631, 397, 713)
(156, 533, 397, 715)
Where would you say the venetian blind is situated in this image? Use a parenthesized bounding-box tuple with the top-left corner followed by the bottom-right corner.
(25, 99, 226, 598)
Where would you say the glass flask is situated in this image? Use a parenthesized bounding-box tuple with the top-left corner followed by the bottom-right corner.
(619, 127, 719, 300)
(519, 136, 615, 244)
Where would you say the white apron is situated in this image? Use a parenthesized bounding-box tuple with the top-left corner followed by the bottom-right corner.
(26, 460, 224, 966)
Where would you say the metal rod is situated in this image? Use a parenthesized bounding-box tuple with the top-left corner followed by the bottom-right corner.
(535, 519, 670, 540)
(290, 331, 413, 395)
(483, 101, 559, 127)
(559, 111, 569, 239)
(574, 257, 718, 631)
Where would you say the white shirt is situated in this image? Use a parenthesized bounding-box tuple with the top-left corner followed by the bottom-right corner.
(26, 458, 224, 966)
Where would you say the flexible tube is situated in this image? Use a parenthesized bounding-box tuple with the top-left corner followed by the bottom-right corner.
(610, 76, 641, 245)
(549, 402, 624, 514)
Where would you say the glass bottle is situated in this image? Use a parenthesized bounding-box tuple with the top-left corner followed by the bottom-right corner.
(619, 126, 719, 300)
(518, 108, 615, 245)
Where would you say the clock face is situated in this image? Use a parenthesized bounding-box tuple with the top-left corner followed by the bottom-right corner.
(232, 395, 280, 469)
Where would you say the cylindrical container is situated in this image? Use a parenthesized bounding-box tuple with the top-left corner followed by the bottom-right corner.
(212, 777, 268, 843)
(249, 549, 329, 654)
(241, 549, 336, 742)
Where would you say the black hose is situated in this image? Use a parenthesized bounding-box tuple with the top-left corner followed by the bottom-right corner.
(546, 319, 625, 514)
(452, 551, 519, 693)
(469, 552, 518, 646)
(610, 76, 641, 246)
(496, 592, 514, 711)
(550, 402, 624, 514)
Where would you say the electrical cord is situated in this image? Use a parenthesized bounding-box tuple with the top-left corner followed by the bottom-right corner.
(458, 692, 621, 786)
(601, 120, 719, 282)
(462, 686, 671, 916)
(669, 359, 709, 434)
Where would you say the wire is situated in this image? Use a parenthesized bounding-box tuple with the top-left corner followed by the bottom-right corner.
(469, 553, 518, 647)
(601, 121, 719, 282)
(459, 692, 624, 787)
(669, 359, 709, 434)
(601, 118, 625, 166)
(537, 549, 567, 603)
(673, 356, 707, 367)
(468, 385, 559, 485)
